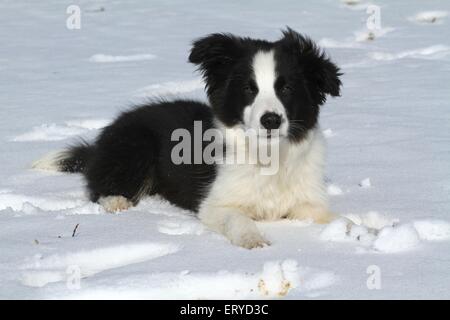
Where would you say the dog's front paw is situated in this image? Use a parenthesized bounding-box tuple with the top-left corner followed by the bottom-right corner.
(231, 232, 271, 249)
(288, 203, 336, 224)
(314, 211, 337, 224)
(200, 208, 271, 249)
(99, 195, 133, 213)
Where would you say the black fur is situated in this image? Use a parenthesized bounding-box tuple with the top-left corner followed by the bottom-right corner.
(57, 28, 341, 211)
(60, 100, 216, 211)
(59, 140, 93, 173)
(189, 28, 341, 142)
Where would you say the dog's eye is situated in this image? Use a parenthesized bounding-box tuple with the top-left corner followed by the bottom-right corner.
(244, 85, 255, 94)
(281, 85, 293, 94)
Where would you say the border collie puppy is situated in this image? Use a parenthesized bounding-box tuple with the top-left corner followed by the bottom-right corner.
(33, 28, 342, 249)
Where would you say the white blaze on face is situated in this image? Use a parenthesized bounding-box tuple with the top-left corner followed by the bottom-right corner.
(243, 50, 288, 136)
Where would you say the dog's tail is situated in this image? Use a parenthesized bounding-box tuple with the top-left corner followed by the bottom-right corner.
(32, 140, 94, 173)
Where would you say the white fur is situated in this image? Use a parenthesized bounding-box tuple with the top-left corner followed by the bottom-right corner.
(199, 127, 332, 249)
(99, 196, 133, 213)
(31, 151, 66, 171)
(243, 50, 288, 136)
(200, 50, 332, 249)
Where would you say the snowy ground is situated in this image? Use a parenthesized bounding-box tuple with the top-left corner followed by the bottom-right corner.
(1, 0, 450, 299)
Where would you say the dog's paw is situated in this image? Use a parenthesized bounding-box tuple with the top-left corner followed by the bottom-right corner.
(231, 232, 271, 249)
(98, 196, 133, 213)
(314, 211, 337, 224)
(289, 203, 336, 224)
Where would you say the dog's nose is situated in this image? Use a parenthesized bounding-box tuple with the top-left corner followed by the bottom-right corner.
(260, 112, 282, 130)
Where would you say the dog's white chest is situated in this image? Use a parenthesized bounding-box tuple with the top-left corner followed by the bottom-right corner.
(202, 129, 327, 220)
(222, 165, 300, 220)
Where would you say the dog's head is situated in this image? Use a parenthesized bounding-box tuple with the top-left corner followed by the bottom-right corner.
(189, 28, 342, 142)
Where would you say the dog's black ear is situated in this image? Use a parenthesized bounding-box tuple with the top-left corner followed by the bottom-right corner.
(189, 33, 243, 66)
(280, 28, 342, 105)
(189, 33, 243, 91)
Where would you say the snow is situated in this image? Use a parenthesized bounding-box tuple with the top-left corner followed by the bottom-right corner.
(157, 218, 205, 236)
(341, 0, 361, 6)
(322, 128, 336, 138)
(21, 243, 180, 288)
(63, 260, 337, 299)
(349, 211, 398, 230)
(413, 220, 450, 241)
(12, 119, 110, 142)
(318, 38, 361, 49)
(1, 0, 450, 299)
(327, 184, 344, 196)
(320, 214, 450, 254)
(410, 11, 448, 24)
(369, 45, 450, 61)
(359, 178, 371, 188)
(134, 79, 204, 98)
(89, 54, 156, 63)
(320, 218, 353, 242)
(354, 27, 395, 42)
(373, 225, 421, 253)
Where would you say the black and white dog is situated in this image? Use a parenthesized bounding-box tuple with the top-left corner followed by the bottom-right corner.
(33, 28, 342, 249)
